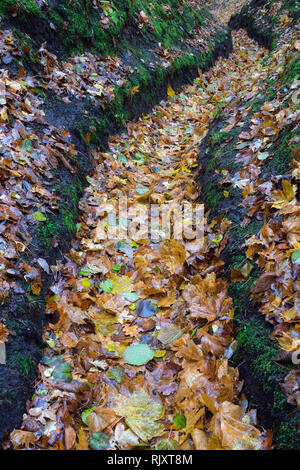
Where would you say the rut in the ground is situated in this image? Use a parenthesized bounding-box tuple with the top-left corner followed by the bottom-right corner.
(9, 30, 271, 451)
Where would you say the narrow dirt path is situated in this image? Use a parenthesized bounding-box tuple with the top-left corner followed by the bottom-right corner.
(7, 28, 274, 451)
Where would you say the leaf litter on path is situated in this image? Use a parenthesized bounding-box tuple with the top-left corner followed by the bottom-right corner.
(7, 23, 280, 450)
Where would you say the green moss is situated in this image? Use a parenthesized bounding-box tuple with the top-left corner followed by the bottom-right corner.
(233, 316, 287, 398)
(47, 1, 117, 56)
(203, 181, 223, 209)
(5, 318, 22, 336)
(264, 127, 299, 175)
(37, 206, 78, 248)
(8, 27, 41, 68)
(37, 217, 60, 248)
(275, 415, 300, 449)
(8, 352, 37, 377)
(273, 388, 288, 410)
(281, 54, 300, 84)
(36, 178, 82, 248)
(230, 218, 263, 240)
(60, 207, 77, 232)
(26, 292, 43, 307)
(0, 0, 205, 58)
(228, 269, 259, 322)
(252, 347, 287, 394)
(125, 0, 206, 48)
(210, 128, 240, 148)
(56, 179, 82, 207)
(0, 0, 41, 18)
(235, 318, 274, 360)
(205, 148, 222, 172)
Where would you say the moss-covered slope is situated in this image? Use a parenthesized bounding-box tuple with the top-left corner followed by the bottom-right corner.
(0, 0, 210, 56)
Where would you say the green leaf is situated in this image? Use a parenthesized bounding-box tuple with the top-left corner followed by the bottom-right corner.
(44, 356, 73, 382)
(213, 234, 223, 244)
(106, 366, 123, 383)
(100, 279, 113, 293)
(173, 413, 186, 429)
(52, 362, 72, 382)
(110, 11, 119, 25)
(81, 407, 95, 425)
(123, 343, 154, 366)
(112, 264, 122, 271)
(291, 248, 300, 265)
(32, 211, 46, 222)
(155, 439, 179, 450)
(156, 440, 167, 450)
(136, 187, 149, 194)
(21, 138, 33, 152)
(133, 152, 146, 165)
(168, 439, 180, 450)
(257, 152, 269, 161)
(89, 432, 110, 450)
(74, 65, 82, 73)
(118, 154, 127, 163)
(122, 292, 139, 302)
(79, 266, 100, 276)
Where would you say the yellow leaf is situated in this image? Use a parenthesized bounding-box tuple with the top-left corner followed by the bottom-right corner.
(114, 391, 165, 441)
(131, 85, 139, 96)
(282, 179, 295, 202)
(81, 278, 91, 288)
(15, 241, 25, 252)
(167, 86, 175, 98)
(111, 274, 133, 294)
(75, 429, 89, 450)
(154, 349, 166, 358)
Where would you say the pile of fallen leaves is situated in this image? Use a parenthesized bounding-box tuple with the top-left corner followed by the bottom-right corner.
(38, 47, 134, 104)
(0, 0, 221, 314)
(6, 27, 275, 450)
